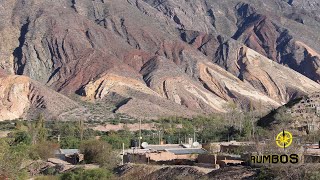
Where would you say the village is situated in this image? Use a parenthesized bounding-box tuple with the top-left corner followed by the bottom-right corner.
(2, 96, 320, 179)
(0, 114, 320, 179)
(47, 138, 320, 173)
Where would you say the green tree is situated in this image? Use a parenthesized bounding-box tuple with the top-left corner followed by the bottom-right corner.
(78, 119, 85, 141)
(242, 117, 253, 140)
(36, 114, 48, 143)
(10, 130, 32, 145)
(60, 136, 81, 149)
(27, 114, 48, 145)
(30, 141, 59, 160)
(101, 130, 132, 149)
(80, 140, 118, 169)
(0, 139, 30, 179)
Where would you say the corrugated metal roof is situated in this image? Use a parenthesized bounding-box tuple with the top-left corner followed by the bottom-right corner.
(124, 149, 150, 154)
(166, 148, 207, 155)
(58, 149, 79, 155)
(144, 144, 184, 151)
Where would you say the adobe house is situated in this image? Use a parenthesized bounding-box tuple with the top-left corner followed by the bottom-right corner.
(197, 154, 217, 164)
(203, 141, 256, 154)
(199, 141, 255, 168)
(197, 153, 245, 167)
(166, 148, 207, 160)
(124, 151, 176, 164)
(123, 147, 207, 164)
(202, 143, 221, 153)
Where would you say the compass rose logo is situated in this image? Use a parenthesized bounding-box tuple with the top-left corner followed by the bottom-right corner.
(276, 130, 293, 149)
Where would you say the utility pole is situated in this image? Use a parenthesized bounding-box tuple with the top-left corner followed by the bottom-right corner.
(193, 128, 196, 143)
(252, 116, 255, 139)
(79, 119, 84, 141)
(121, 143, 124, 165)
(139, 119, 142, 149)
(240, 112, 242, 134)
(158, 130, 161, 145)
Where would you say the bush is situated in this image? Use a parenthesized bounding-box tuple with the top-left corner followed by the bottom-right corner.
(10, 130, 32, 145)
(0, 140, 30, 179)
(101, 133, 130, 149)
(80, 140, 118, 169)
(43, 167, 58, 176)
(110, 119, 120, 125)
(256, 167, 275, 180)
(30, 141, 59, 160)
(35, 175, 59, 180)
(59, 168, 113, 180)
(60, 136, 81, 149)
(82, 169, 113, 180)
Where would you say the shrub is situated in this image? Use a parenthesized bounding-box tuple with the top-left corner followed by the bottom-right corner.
(80, 140, 118, 169)
(59, 168, 113, 180)
(10, 130, 32, 145)
(60, 136, 81, 149)
(35, 175, 59, 180)
(30, 141, 59, 160)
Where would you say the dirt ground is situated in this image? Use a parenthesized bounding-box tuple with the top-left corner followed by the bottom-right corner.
(115, 164, 258, 180)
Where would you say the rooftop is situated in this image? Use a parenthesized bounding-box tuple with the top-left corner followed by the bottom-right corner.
(55, 149, 80, 155)
(219, 141, 256, 146)
(166, 148, 207, 155)
(143, 144, 184, 151)
(124, 149, 150, 154)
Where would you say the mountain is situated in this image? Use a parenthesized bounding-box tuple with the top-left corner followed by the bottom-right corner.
(0, 73, 79, 120)
(0, 0, 320, 120)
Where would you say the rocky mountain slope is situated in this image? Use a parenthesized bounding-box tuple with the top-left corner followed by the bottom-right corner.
(0, 0, 320, 120)
(0, 73, 79, 120)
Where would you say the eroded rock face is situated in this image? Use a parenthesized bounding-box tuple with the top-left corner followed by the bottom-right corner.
(0, 75, 30, 120)
(81, 73, 159, 100)
(231, 2, 320, 83)
(0, 74, 79, 121)
(237, 47, 320, 103)
(139, 0, 320, 82)
(0, 0, 320, 119)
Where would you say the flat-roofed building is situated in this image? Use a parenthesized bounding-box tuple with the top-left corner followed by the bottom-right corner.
(123, 144, 207, 164)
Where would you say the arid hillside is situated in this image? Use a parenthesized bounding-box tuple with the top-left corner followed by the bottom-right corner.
(0, 0, 320, 120)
